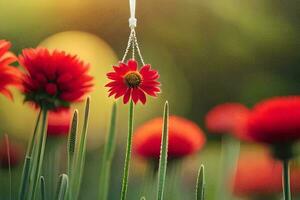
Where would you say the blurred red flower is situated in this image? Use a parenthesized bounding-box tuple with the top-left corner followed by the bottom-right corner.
(133, 116, 206, 159)
(246, 96, 300, 144)
(232, 150, 300, 197)
(205, 103, 250, 139)
(0, 40, 21, 99)
(0, 138, 23, 169)
(19, 48, 93, 110)
(47, 109, 71, 136)
(105, 59, 160, 104)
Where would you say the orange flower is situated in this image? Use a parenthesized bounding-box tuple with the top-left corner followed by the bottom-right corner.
(205, 103, 250, 138)
(0, 40, 20, 99)
(47, 109, 71, 136)
(133, 116, 206, 159)
(232, 150, 300, 197)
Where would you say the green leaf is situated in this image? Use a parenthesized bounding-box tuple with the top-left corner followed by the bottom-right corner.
(120, 100, 134, 200)
(98, 102, 117, 200)
(55, 174, 69, 200)
(140, 197, 146, 200)
(156, 101, 169, 200)
(19, 156, 31, 200)
(73, 97, 90, 199)
(40, 176, 46, 200)
(196, 164, 205, 200)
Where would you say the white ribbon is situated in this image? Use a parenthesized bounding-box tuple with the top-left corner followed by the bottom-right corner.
(129, 0, 137, 28)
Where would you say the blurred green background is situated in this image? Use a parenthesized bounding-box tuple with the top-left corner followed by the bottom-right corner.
(0, 0, 300, 199)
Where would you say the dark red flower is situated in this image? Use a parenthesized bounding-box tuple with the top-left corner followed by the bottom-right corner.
(133, 116, 206, 159)
(47, 109, 71, 136)
(246, 96, 300, 144)
(19, 48, 93, 110)
(0, 138, 23, 169)
(0, 40, 20, 99)
(205, 103, 250, 138)
(232, 149, 300, 197)
(105, 59, 160, 104)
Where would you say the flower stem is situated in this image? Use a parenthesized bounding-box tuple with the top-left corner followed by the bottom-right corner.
(30, 108, 48, 200)
(282, 159, 291, 200)
(120, 100, 134, 200)
(99, 102, 117, 200)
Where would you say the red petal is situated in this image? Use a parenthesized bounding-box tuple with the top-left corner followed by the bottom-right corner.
(127, 59, 138, 71)
(123, 88, 132, 104)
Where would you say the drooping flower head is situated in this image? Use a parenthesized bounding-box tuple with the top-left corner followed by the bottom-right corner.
(0, 40, 21, 99)
(105, 59, 160, 104)
(205, 103, 250, 139)
(19, 48, 93, 110)
(232, 149, 300, 198)
(133, 116, 206, 159)
(47, 109, 71, 137)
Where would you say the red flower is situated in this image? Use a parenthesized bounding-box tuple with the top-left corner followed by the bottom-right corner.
(133, 116, 206, 159)
(19, 48, 93, 110)
(105, 59, 160, 104)
(47, 109, 71, 136)
(232, 149, 300, 197)
(246, 96, 300, 144)
(205, 103, 250, 138)
(0, 138, 23, 169)
(0, 40, 20, 99)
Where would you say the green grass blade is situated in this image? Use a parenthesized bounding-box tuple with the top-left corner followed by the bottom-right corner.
(99, 102, 117, 200)
(73, 97, 90, 200)
(29, 108, 48, 200)
(55, 174, 69, 200)
(196, 164, 205, 200)
(156, 101, 169, 200)
(19, 156, 31, 200)
(120, 100, 134, 200)
(67, 110, 78, 200)
(40, 176, 46, 200)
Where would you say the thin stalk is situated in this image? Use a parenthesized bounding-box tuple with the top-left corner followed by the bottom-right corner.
(215, 135, 240, 200)
(56, 174, 69, 200)
(120, 100, 134, 200)
(67, 110, 78, 200)
(40, 176, 46, 200)
(19, 156, 31, 200)
(30, 108, 48, 200)
(156, 101, 169, 200)
(196, 164, 205, 200)
(73, 97, 90, 200)
(99, 102, 117, 200)
(282, 159, 291, 200)
(27, 109, 42, 156)
(4, 134, 12, 200)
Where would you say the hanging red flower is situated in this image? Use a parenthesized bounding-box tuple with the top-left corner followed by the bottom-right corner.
(47, 109, 71, 136)
(133, 116, 206, 159)
(19, 48, 93, 110)
(205, 103, 250, 139)
(246, 96, 300, 144)
(105, 59, 160, 104)
(0, 40, 21, 99)
(232, 150, 300, 197)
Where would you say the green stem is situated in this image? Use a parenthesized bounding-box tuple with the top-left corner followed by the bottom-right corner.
(215, 135, 240, 200)
(99, 102, 117, 200)
(120, 100, 134, 200)
(282, 159, 291, 200)
(27, 109, 42, 156)
(30, 108, 48, 200)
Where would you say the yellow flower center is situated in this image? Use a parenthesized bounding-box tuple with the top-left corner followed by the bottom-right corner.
(125, 72, 142, 88)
